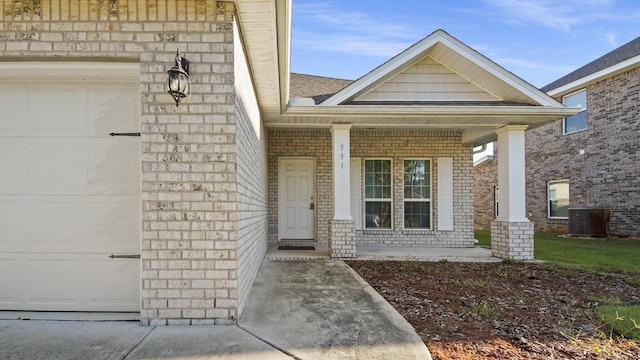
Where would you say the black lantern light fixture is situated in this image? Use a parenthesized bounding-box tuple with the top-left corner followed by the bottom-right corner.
(167, 49, 190, 107)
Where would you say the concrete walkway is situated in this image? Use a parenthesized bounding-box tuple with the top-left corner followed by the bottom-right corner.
(240, 260, 431, 359)
(0, 259, 432, 360)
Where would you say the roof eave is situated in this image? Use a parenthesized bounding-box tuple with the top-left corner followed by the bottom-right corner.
(547, 54, 640, 97)
(285, 104, 579, 118)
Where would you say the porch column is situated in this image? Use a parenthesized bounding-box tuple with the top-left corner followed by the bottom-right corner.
(329, 124, 356, 258)
(491, 125, 534, 260)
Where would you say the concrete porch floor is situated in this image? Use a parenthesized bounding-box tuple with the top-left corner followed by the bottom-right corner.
(266, 245, 501, 262)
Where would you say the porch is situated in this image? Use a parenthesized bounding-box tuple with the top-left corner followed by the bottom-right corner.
(265, 245, 500, 262)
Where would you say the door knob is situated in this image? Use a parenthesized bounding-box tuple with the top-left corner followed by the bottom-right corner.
(310, 203, 315, 210)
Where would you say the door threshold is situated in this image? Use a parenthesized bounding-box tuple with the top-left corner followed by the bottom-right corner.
(0, 311, 140, 322)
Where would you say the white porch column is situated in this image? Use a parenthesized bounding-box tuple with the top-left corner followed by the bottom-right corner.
(491, 125, 534, 260)
(495, 125, 528, 222)
(331, 124, 352, 220)
(329, 124, 356, 258)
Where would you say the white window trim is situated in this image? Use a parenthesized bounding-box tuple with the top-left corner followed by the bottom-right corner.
(548, 179, 570, 219)
(562, 89, 587, 135)
(364, 158, 393, 230)
(403, 158, 432, 230)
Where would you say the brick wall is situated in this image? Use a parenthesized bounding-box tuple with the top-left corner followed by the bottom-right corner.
(526, 67, 640, 237)
(233, 22, 268, 317)
(268, 129, 475, 248)
(0, 0, 246, 324)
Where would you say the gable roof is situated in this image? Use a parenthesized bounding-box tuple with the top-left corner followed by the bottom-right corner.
(542, 35, 640, 96)
(321, 29, 560, 107)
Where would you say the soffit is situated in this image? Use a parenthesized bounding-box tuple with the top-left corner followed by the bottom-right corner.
(234, 0, 289, 121)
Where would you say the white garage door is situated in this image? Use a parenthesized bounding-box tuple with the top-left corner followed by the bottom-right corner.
(0, 64, 141, 312)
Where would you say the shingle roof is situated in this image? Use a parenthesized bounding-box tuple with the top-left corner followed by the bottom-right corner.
(541, 36, 640, 92)
(289, 73, 353, 104)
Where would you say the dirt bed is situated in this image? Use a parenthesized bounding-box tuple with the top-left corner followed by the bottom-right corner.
(347, 261, 640, 359)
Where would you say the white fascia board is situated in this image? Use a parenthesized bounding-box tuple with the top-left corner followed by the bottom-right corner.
(547, 55, 640, 97)
(286, 105, 579, 118)
(440, 36, 562, 107)
(276, 0, 292, 115)
(320, 33, 444, 106)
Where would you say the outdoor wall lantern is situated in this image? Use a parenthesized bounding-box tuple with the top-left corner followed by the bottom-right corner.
(167, 49, 190, 107)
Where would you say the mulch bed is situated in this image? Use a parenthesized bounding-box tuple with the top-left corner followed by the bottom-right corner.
(347, 261, 640, 359)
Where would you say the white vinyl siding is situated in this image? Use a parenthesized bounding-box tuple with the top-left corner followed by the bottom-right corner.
(355, 57, 498, 102)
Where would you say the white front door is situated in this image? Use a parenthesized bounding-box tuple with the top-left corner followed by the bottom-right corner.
(278, 158, 315, 240)
(0, 67, 140, 312)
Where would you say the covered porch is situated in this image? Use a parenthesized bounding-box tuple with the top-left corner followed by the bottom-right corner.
(257, 30, 577, 261)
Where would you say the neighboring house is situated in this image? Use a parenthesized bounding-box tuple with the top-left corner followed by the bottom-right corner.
(526, 36, 640, 237)
(0, 0, 574, 325)
(473, 144, 497, 230)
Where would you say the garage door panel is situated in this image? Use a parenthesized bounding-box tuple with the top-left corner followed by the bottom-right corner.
(0, 259, 20, 306)
(26, 258, 83, 308)
(87, 259, 140, 309)
(0, 86, 26, 130)
(88, 87, 140, 132)
(87, 140, 140, 195)
(26, 141, 87, 194)
(0, 141, 24, 192)
(0, 200, 19, 247)
(27, 87, 85, 131)
(24, 200, 87, 251)
(88, 199, 140, 251)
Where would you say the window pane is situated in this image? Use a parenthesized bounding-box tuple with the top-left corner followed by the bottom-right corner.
(404, 160, 430, 199)
(549, 181, 569, 199)
(404, 202, 430, 229)
(565, 110, 587, 133)
(548, 180, 569, 218)
(550, 200, 569, 218)
(365, 160, 391, 199)
(563, 90, 587, 133)
(563, 90, 586, 108)
(365, 201, 392, 228)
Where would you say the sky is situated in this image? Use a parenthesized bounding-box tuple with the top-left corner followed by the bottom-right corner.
(290, 0, 640, 88)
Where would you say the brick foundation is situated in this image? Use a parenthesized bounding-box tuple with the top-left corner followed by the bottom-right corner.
(491, 221, 534, 260)
(329, 219, 356, 258)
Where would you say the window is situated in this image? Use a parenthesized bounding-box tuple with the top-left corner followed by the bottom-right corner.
(364, 159, 392, 229)
(548, 180, 569, 218)
(403, 159, 431, 229)
(563, 90, 587, 134)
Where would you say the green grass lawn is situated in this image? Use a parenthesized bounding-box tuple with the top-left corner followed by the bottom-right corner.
(474, 229, 640, 341)
(474, 230, 640, 274)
